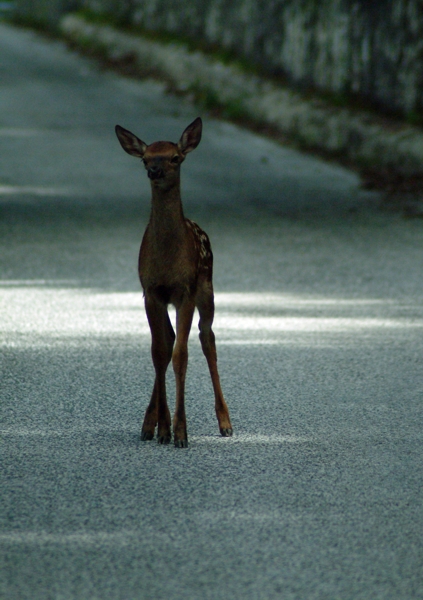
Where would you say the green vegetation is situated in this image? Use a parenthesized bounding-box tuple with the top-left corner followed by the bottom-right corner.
(406, 110, 423, 128)
(187, 85, 251, 122)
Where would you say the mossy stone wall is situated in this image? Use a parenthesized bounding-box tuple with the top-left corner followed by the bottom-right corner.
(16, 0, 423, 118)
(119, 0, 423, 119)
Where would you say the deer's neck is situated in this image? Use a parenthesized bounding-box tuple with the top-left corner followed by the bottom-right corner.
(148, 182, 186, 243)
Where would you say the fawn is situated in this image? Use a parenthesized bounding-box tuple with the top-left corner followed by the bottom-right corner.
(115, 117, 233, 447)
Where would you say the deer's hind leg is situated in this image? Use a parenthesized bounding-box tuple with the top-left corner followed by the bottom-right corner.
(196, 279, 233, 437)
(142, 296, 175, 443)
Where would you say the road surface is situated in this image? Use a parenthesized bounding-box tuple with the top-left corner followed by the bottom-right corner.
(1, 22, 423, 600)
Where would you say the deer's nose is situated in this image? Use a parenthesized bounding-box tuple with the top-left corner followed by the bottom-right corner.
(147, 165, 164, 180)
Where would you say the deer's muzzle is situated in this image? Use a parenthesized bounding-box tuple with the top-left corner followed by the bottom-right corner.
(147, 165, 164, 180)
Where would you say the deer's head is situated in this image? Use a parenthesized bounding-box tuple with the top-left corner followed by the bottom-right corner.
(115, 118, 202, 190)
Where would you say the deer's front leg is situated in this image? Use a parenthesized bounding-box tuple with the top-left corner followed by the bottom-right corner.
(143, 296, 174, 444)
(172, 299, 195, 448)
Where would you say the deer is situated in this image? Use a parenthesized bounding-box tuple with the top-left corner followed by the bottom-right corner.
(115, 117, 233, 448)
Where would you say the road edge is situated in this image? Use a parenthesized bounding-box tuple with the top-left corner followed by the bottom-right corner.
(60, 15, 423, 189)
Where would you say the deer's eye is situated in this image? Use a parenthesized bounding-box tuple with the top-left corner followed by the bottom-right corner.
(170, 155, 180, 164)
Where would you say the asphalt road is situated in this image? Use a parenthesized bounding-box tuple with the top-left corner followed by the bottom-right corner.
(1, 22, 423, 600)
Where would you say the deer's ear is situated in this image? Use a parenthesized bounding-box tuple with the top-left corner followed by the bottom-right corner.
(115, 125, 147, 158)
(178, 117, 202, 155)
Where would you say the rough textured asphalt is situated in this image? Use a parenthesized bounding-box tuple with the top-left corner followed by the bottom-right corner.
(1, 22, 423, 600)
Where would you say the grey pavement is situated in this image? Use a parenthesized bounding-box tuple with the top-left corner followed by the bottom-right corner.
(1, 22, 423, 600)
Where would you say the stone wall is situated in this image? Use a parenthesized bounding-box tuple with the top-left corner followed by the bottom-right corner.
(90, 0, 423, 118)
(83, 0, 423, 120)
(15, 0, 423, 119)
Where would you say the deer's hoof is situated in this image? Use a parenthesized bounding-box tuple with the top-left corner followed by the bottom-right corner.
(174, 439, 188, 448)
(220, 427, 233, 437)
(140, 430, 154, 441)
(157, 435, 171, 445)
